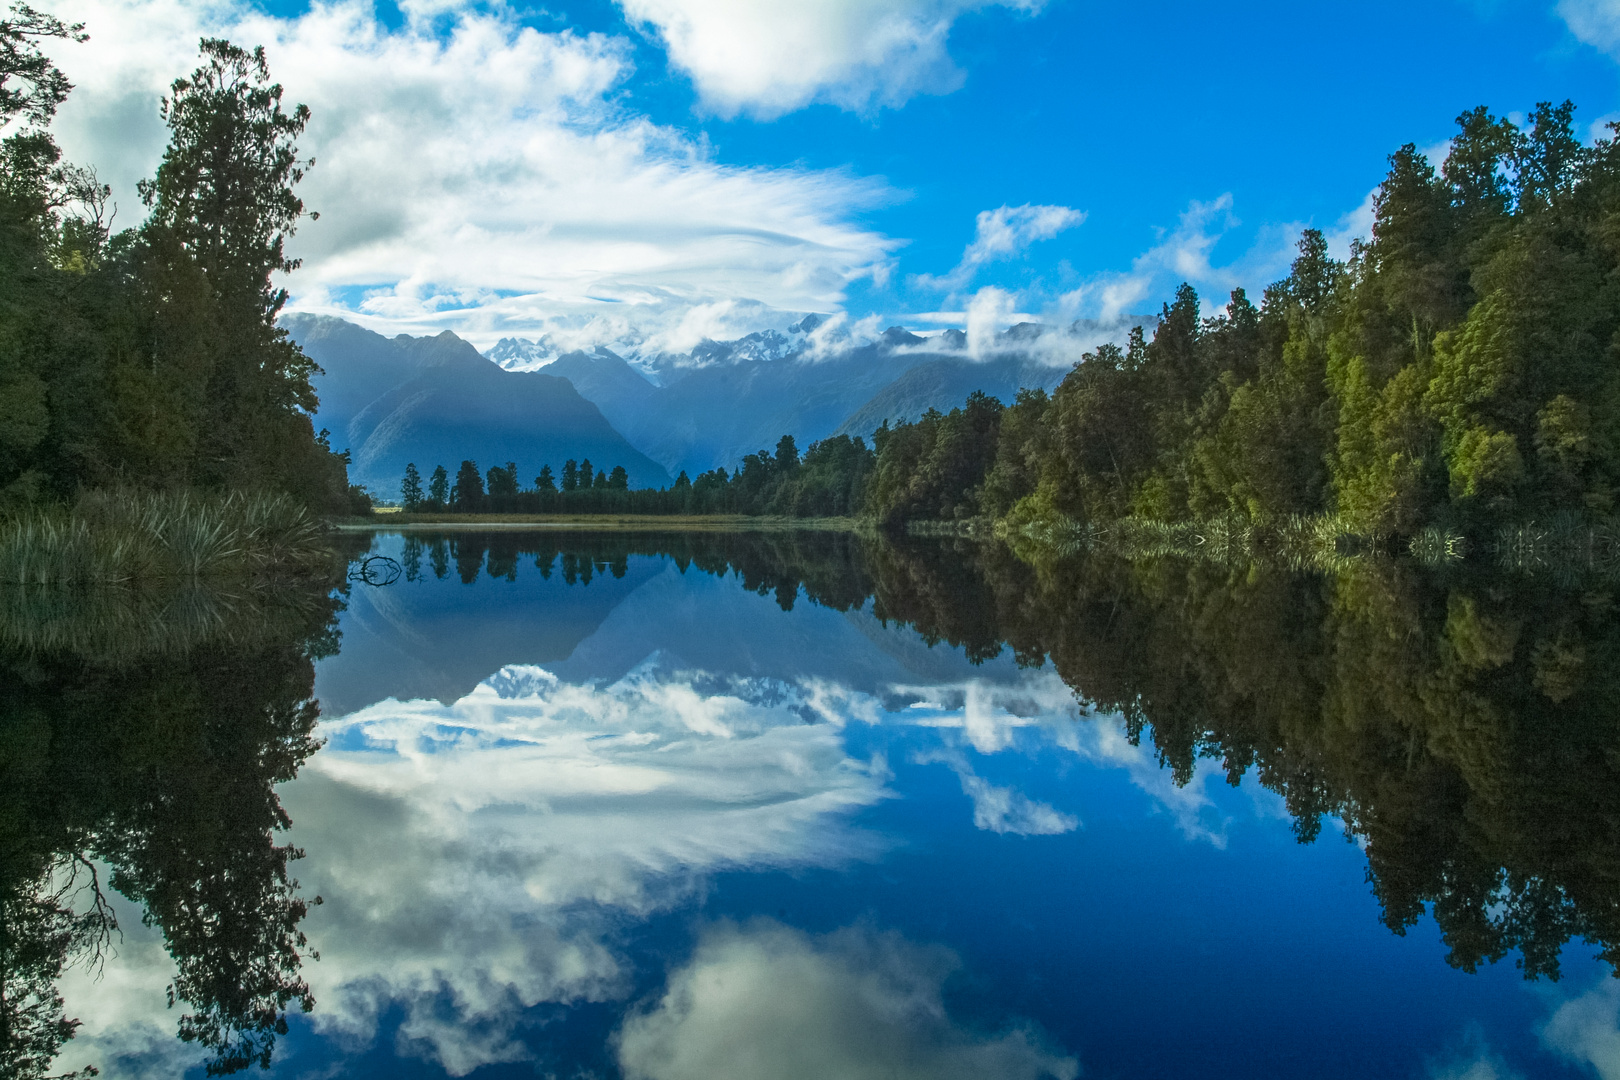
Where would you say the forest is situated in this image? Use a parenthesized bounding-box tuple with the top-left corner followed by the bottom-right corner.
(863, 100, 1620, 537)
(0, 10, 357, 517)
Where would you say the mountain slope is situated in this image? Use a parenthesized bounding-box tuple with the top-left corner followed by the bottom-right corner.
(539, 348, 658, 435)
(615, 330, 951, 475)
(285, 314, 670, 494)
(834, 355, 1071, 438)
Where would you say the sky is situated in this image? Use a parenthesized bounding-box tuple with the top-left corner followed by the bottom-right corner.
(34, 0, 1620, 352)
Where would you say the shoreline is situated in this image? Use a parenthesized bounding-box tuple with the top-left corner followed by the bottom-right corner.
(331, 514, 865, 533)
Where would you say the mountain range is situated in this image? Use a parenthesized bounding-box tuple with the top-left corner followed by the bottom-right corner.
(284, 315, 670, 493)
(284, 313, 1147, 495)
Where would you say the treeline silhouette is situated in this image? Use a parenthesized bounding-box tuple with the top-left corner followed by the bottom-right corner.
(0, 16, 358, 513)
(398, 433, 874, 517)
(389, 527, 1620, 981)
(859, 101, 1620, 535)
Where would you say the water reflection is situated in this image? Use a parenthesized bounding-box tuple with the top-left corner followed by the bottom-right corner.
(1, 582, 341, 1076)
(8, 529, 1620, 1078)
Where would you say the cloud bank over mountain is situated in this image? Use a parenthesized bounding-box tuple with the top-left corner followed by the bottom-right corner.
(44, 0, 1379, 350)
(47, 0, 898, 344)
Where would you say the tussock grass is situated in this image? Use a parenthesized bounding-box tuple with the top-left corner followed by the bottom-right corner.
(0, 581, 335, 662)
(0, 490, 328, 584)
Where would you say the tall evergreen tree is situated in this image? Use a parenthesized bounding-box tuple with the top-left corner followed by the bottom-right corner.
(400, 463, 422, 511)
(427, 464, 449, 509)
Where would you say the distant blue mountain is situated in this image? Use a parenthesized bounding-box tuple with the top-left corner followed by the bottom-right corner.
(284, 314, 671, 495)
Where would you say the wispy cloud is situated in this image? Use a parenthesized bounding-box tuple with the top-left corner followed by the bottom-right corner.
(916, 748, 1078, 835)
(1543, 979, 1620, 1079)
(1559, 0, 1620, 57)
(916, 203, 1086, 292)
(618, 0, 1047, 120)
(1059, 195, 1302, 320)
(46, 0, 900, 344)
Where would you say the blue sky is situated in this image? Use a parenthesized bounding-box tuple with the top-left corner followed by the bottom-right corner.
(43, 0, 1620, 351)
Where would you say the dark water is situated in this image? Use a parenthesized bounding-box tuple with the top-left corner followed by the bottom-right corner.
(9, 529, 1620, 1079)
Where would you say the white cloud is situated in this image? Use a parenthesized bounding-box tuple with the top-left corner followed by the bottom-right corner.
(894, 671, 1233, 844)
(1427, 1033, 1525, 1080)
(918, 202, 1086, 292)
(618, 0, 1045, 119)
(965, 285, 1018, 356)
(44, 0, 900, 344)
(1543, 979, 1620, 1079)
(1062, 195, 1302, 320)
(615, 921, 1078, 1080)
(57, 659, 894, 1077)
(1560, 0, 1620, 56)
(917, 749, 1078, 835)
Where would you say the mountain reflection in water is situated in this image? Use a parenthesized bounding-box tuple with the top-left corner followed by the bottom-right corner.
(7, 529, 1620, 1079)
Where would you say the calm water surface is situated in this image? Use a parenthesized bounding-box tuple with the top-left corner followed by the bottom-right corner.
(20, 530, 1620, 1078)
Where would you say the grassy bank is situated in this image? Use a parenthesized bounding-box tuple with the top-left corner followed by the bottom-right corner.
(0, 491, 331, 584)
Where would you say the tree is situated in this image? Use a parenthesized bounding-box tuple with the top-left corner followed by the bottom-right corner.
(608, 465, 629, 490)
(0, 5, 85, 130)
(578, 460, 594, 489)
(535, 465, 555, 492)
(561, 459, 578, 492)
(427, 465, 449, 510)
(486, 461, 518, 498)
(128, 38, 343, 504)
(400, 463, 422, 511)
(451, 460, 482, 511)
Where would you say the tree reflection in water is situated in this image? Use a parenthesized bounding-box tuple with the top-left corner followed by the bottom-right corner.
(0, 580, 343, 1076)
(397, 528, 1620, 982)
(5, 527, 1619, 1076)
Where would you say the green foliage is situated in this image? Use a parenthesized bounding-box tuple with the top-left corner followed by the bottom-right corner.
(858, 99, 1620, 536)
(450, 460, 482, 510)
(400, 463, 422, 511)
(404, 432, 873, 518)
(0, 17, 352, 515)
(426, 465, 448, 510)
(0, 489, 328, 584)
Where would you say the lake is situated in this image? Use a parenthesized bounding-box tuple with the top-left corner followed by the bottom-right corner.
(15, 528, 1620, 1079)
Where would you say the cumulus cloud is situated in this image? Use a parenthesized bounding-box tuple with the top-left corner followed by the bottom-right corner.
(615, 921, 1078, 1080)
(1560, 0, 1620, 57)
(1543, 979, 1620, 1079)
(45, 0, 899, 344)
(619, 0, 1045, 119)
(58, 659, 894, 1077)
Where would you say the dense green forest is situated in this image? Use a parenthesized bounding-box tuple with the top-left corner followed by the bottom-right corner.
(0, 10, 356, 513)
(863, 101, 1620, 536)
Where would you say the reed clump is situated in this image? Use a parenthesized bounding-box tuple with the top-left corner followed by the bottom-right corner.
(0, 490, 329, 584)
